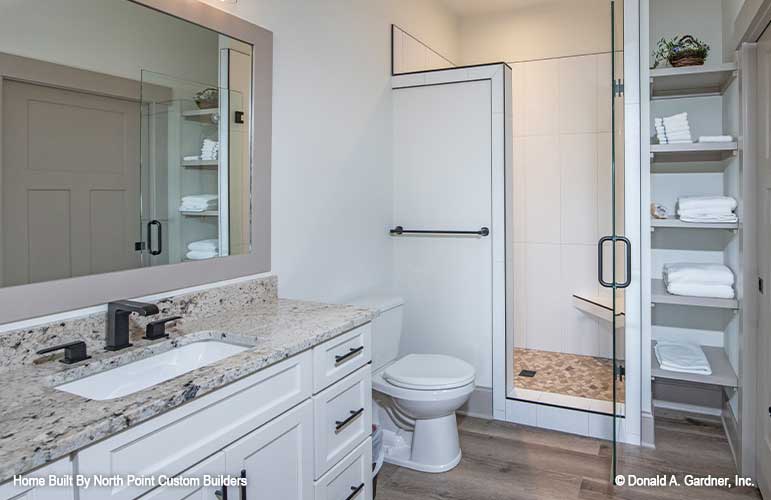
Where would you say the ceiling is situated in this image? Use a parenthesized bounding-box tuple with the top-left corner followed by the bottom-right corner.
(440, 0, 567, 17)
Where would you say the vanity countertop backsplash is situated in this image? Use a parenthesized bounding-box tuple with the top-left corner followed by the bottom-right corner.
(0, 275, 375, 483)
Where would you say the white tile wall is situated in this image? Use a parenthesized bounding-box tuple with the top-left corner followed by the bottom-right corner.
(511, 53, 619, 358)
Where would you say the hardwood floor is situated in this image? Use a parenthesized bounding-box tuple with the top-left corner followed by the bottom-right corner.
(375, 409, 762, 500)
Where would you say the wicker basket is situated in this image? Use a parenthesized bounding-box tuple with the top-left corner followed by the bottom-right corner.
(194, 88, 219, 109)
(670, 55, 705, 67)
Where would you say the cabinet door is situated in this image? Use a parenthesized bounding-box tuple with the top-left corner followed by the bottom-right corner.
(225, 401, 314, 500)
(0, 457, 75, 500)
(138, 451, 225, 500)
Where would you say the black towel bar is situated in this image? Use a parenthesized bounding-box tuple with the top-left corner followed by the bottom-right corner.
(389, 226, 489, 236)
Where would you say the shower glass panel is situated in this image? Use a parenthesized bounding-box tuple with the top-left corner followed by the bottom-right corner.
(505, 1, 625, 469)
(139, 70, 246, 266)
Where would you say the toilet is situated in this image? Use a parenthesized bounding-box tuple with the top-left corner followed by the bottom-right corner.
(348, 294, 475, 473)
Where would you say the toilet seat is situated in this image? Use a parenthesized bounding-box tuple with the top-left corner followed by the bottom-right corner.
(383, 354, 475, 390)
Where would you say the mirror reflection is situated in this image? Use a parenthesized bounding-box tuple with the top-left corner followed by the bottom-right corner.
(0, 0, 253, 287)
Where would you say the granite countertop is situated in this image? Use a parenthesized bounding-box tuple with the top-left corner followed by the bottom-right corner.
(0, 299, 375, 483)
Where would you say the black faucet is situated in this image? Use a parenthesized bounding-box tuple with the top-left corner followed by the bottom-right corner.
(37, 341, 91, 364)
(106, 300, 160, 351)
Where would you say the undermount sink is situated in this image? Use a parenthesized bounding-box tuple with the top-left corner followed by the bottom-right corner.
(56, 341, 248, 400)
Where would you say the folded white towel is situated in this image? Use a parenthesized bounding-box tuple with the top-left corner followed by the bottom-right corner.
(186, 250, 218, 260)
(678, 196, 737, 212)
(179, 194, 218, 212)
(663, 263, 735, 286)
(666, 282, 735, 299)
(679, 213, 738, 223)
(183, 155, 200, 161)
(188, 239, 219, 252)
(665, 130, 692, 138)
(698, 135, 734, 143)
(182, 194, 218, 203)
(654, 342, 712, 375)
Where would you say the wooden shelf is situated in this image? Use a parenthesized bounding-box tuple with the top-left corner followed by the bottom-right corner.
(181, 159, 218, 168)
(651, 344, 737, 387)
(650, 218, 739, 230)
(180, 210, 218, 217)
(650, 142, 738, 163)
(650, 63, 737, 99)
(651, 279, 738, 309)
(182, 108, 219, 123)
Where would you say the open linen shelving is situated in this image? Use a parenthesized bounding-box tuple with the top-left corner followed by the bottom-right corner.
(180, 210, 218, 217)
(650, 63, 738, 99)
(181, 159, 218, 168)
(650, 142, 738, 163)
(651, 279, 739, 310)
(651, 344, 738, 387)
(181, 108, 219, 123)
(649, 218, 739, 230)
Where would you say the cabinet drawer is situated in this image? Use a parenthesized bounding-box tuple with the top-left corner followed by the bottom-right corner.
(314, 438, 373, 500)
(79, 350, 312, 500)
(313, 324, 371, 393)
(313, 365, 372, 478)
(0, 457, 75, 500)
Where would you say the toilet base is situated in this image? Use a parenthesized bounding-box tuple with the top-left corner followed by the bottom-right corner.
(381, 413, 463, 473)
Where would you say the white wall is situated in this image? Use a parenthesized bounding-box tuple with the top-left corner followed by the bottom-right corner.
(198, 0, 460, 303)
(0, 0, 219, 85)
(650, 0, 725, 68)
(457, 0, 612, 65)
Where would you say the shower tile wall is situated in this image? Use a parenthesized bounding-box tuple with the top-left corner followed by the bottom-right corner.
(510, 53, 619, 358)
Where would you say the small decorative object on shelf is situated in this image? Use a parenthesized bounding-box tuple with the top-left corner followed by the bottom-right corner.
(652, 34, 710, 68)
(193, 87, 219, 109)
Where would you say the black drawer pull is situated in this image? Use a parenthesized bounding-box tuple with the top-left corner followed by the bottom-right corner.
(240, 469, 246, 500)
(335, 408, 364, 432)
(335, 346, 364, 365)
(215, 486, 227, 500)
(345, 483, 365, 500)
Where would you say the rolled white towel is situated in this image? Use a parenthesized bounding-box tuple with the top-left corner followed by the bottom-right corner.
(678, 196, 737, 212)
(663, 263, 735, 286)
(654, 342, 712, 375)
(188, 239, 219, 252)
(698, 135, 734, 143)
(186, 250, 218, 260)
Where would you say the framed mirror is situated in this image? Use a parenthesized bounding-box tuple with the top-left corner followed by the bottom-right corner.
(0, 0, 271, 322)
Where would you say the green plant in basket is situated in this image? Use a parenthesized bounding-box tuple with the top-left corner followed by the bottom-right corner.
(652, 34, 710, 68)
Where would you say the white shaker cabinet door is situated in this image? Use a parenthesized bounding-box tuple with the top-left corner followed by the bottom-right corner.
(138, 451, 226, 500)
(224, 400, 314, 500)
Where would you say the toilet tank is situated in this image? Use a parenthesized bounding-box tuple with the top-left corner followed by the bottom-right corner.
(346, 294, 404, 373)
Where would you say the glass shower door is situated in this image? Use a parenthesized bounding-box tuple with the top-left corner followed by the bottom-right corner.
(603, 0, 627, 480)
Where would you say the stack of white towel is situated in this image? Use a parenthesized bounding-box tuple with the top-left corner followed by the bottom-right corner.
(677, 196, 737, 223)
(201, 139, 219, 161)
(654, 341, 712, 375)
(186, 239, 219, 260)
(179, 194, 218, 213)
(663, 263, 735, 299)
(654, 112, 692, 144)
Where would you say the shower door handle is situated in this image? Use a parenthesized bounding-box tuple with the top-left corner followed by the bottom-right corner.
(597, 235, 631, 289)
(147, 220, 163, 256)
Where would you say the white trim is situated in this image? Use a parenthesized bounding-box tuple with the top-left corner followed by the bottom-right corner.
(0, 271, 274, 332)
(653, 399, 723, 417)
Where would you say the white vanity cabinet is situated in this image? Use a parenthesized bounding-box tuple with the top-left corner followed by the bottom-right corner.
(224, 400, 315, 500)
(137, 452, 226, 500)
(2, 323, 373, 500)
(0, 457, 75, 500)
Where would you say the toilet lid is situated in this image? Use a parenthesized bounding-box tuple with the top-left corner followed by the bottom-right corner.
(383, 354, 475, 390)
